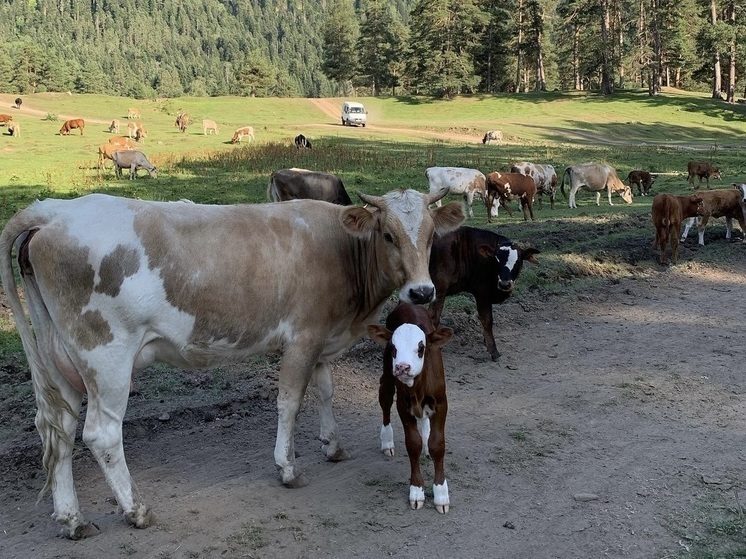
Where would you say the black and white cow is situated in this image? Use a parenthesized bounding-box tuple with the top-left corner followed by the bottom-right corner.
(294, 134, 312, 149)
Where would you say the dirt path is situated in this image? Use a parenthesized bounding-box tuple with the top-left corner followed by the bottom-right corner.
(1, 259, 744, 558)
(0, 94, 109, 125)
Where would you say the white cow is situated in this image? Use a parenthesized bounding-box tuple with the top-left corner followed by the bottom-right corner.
(510, 162, 558, 209)
(425, 166, 497, 220)
(482, 130, 503, 145)
(0, 191, 465, 539)
(560, 163, 633, 209)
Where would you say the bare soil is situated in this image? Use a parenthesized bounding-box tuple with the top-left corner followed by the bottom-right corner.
(1, 249, 745, 558)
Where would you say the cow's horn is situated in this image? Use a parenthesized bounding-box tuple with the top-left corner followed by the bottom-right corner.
(358, 192, 385, 208)
(426, 187, 450, 206)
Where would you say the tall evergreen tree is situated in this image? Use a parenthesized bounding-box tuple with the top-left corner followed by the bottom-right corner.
(321, 0, 360, 93)
(357, 0, 407, 95)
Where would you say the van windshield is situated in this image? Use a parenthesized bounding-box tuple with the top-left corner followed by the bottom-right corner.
(348, 107, 364, 113)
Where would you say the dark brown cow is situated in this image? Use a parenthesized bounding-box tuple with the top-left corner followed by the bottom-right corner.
(175, 112, 189, 133)
(59, 119, 85, 136)
(687, 161, 721, 189)
(680, 187, 746, 245)
(651, 193, 703, 265)
(429, 226, 539, 361)
(368, 303, 454, 513)
(628, 170, 655, 196)
(0, 114, 12, 125)
(268, 168, 352, 205)
(484, 172, 537, 222)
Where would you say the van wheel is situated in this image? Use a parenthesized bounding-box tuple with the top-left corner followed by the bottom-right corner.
(362, 123, 366, 127)
(341, 119, 346, 126)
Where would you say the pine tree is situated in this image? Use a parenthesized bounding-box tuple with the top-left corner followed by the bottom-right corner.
(321, 0, 359, 93)
(357, 0, 407, 95)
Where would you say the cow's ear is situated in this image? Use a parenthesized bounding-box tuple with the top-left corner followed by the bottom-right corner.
(367, 325, 392, 346)
(429, 326, 454, 348)
(477, 244, 494, 259)
(522, 247, 540, 263)
(431, 202, 465, 235)
(341, 206, 378, 237)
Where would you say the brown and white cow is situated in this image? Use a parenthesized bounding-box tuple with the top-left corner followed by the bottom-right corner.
(651, 193, 704, 265)
(231, 126, 255, 143)
(687, 161, 721, 189)
(202, 119, 219, 135)
(429, 226, 539, 361)
(268, 168, 352, 205)
(560, 163, 633, 208)
(680, 186, 746, 245)
(0, 113, 13, 125)
(108, 119, 120, 134)
(484, 172, 537, 222)
(175, 112, 189, 133)
(510, 162, 558, 209)
(628, 170, 655, 196)
(59, 119, 85, 136)
(127, 121, 147, 142)
(0, 189, 464, 539)
(368, 303, 453, 513)
(97, 143, 133, 169)
(426, 166, 495, 220)
(7, 121, 20, 137)
(127, 108, 141, 120)
(482, 130, 503, 145)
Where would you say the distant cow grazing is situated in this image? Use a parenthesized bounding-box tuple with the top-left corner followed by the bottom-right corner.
(97, 143, 132, 169)
(510, 162, 558, 209)
(425, 166, 493, 220)
(0, 189, 464, 538)
(268, 168, 352, 205)
(7, 122, 20, 137)
(680, 186, 746, 245)
(14, 97, 22, 109)
(175, 112, 189, 133)
(628, 170, 655, 196)
(59, 119, 85, 136)
(368, 303, 454, 513)
(482, 130, 503, 145)
(108, 136, 137, 149)
(687, 161, 721, 189)
(202, 119, 219, 135)
(0, 114, 12, 125)
(231, 126, 255, 143)
(294, 134, 312, 149)
(127, 108, 141, 119)
(111, 150, 157, 179)
(561, 163, 633, 208)
(651, 193, 704, 265)
(108, 119, 120, 134)
(127, 121, 146, 141)
(484, 172, 537, 222)
(429, 226, 539, 361)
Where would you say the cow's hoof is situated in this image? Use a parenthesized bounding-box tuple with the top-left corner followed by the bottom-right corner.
(433, 481, 449, 514)
(125, 503, 152, 529)
(409, 486, 425, 510)
(435, 504, 450, 514)
(382, 448, 395, 457)
(55, 512, 99, 540)
(321, 441, 350, 462)
(282, 471, 308, 488)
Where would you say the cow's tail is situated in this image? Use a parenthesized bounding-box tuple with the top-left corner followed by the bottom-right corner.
(267, 172, 280, 202)
(560, 167, 571, 200)
(0, 210, 76, 498)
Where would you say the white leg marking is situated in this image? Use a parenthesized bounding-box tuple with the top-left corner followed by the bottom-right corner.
(725, 217, 732, 239)
(434, 480, 450, 514)
(380, 424, 395, 457)
(417, 417, 431, 457)
(681, 217, 694, 241)
(409, 485, 425, 510)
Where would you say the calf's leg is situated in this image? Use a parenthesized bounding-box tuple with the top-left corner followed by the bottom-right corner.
(476, 300, 499, 361)
(428, 404, 449, 514)
(398, 407, 425, 510)
(379, 370, 396, 456)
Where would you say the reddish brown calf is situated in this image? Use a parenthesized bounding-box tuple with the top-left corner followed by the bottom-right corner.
(651, 193, 703, 265)
(59, 118, 85, 135)
(368, 303, 453, 514)
(687, 161, 721, 189)
(485, 172, 537, 223)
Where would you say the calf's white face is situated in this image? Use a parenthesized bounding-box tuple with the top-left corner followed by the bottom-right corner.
(390, 323, 427, 387)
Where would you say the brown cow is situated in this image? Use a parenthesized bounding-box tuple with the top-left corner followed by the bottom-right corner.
(108, 136, 138, 149)
(485, 172, 537, 222)
(59, 119, 85, 136)
(127, 108, 141, 120)
(175, 112, 189, 133)
(231, 126, 255, 143)
(368, 303, 454, 514)
(680, 187, 746, 245)
(0, 114, 12, 125)
(97, 143, 133, 169)
(628, 170, 655, 196)
(687, 161, 721, 189)
(651, 194, 704, 265)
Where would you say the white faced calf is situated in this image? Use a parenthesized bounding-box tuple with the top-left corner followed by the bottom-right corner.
(369, 303, 454, 513)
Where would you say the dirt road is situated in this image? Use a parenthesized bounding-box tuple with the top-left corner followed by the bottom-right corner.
(0, 94, 110, 125)
(1, 256, 744, 558)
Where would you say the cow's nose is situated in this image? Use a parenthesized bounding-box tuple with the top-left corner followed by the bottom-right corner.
(408, 286, 435, 304)
(395, 363, 411, 376)
(498, 279, 513, 291)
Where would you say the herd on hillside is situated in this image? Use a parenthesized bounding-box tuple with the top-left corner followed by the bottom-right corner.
(2, 101, 746, 540)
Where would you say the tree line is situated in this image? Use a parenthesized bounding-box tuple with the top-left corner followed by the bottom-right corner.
(0, 0, 742, 100)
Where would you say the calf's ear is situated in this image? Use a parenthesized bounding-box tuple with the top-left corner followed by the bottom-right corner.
(341, 206, 378, 238)
(367, 325, 392, 346)
(429, 326, 454, 348)
(521, 247, 541, 263)
(431, 202, 465, 235)
(477, 244, 494, 259)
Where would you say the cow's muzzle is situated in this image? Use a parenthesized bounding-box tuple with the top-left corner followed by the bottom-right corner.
(497, 280, 514, 292)
(407, 285, 435, 305)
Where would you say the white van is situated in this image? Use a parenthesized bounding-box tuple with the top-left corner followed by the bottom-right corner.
(341, 101, 367, 127)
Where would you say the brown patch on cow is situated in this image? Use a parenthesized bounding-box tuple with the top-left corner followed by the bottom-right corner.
(95, 245, 140, 297)
(75, 311, 114, 350)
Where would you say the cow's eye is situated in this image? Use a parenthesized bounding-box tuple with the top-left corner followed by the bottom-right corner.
(417, 341, 425, 358)
(384, 232, 395, 244)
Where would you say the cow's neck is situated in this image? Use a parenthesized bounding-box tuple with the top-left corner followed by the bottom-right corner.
(347, 235, 397, 320)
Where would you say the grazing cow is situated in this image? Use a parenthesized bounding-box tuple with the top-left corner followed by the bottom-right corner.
(294, 134, 312, 149)
(202, 119, 219, 135)
(628, 170, 655, 196)
(560, 163, 633, 208)
(510, 162, 558, 209)
(680, 186, 746, 245)
(429, 226, 539, 361)
(484, 172, 537, 222)
(651, 193, 704, 265)
(97, 143, 132, 169)
(425, 166, 494, 220)
(15, 97, 22, 109)
(0, 189, 464, 538)
(7, 122, 20, 137)
(108, 119, 120, 134)
(108, 136, 138, 149)
(268, 168, 352, 205)
(687, 161, 721, 189)
(482, 130, 503, 145)
(0, 114, 13, 125)
(135, 127, 147, 143)
(127, 108, 141, 120)
(59, 119, 85, 136)
(111, 150, 157, 179)
(368, 303, 454, 514)
(231, 126, 255, 143)
(174, 112, 189, 133)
